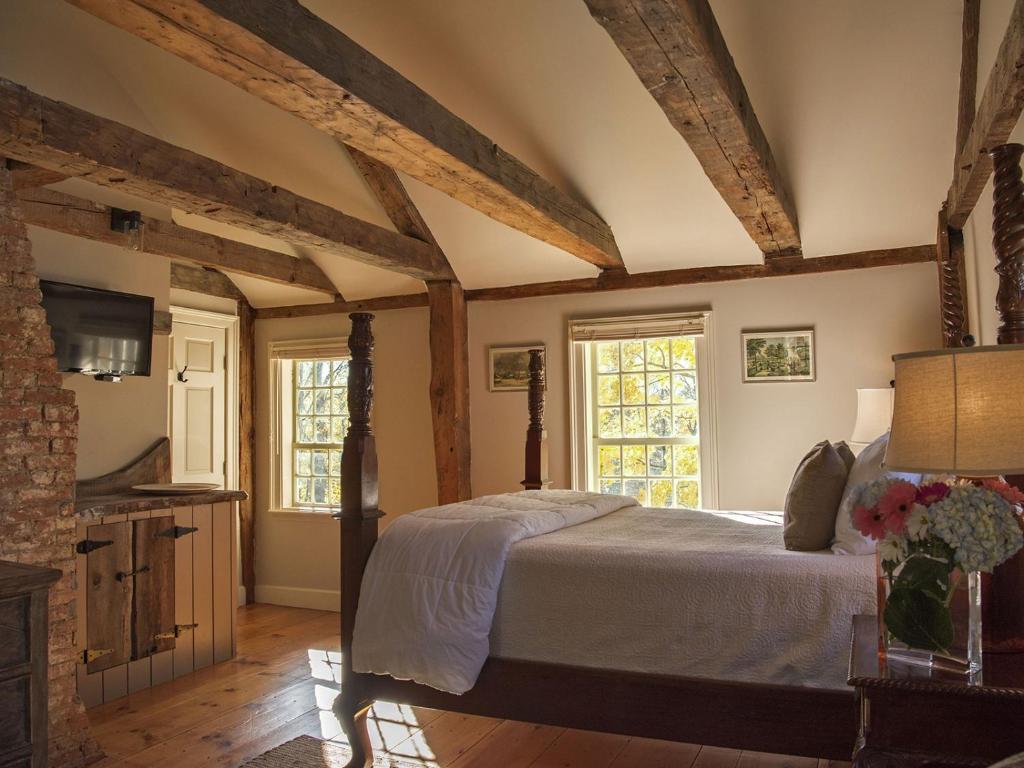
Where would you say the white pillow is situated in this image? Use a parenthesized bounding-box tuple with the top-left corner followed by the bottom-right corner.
(831, 433, 921, 555)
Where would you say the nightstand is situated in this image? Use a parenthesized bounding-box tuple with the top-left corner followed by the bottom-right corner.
(848, 614, 1024, 768)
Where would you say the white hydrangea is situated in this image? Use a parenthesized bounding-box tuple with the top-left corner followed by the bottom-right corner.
(928, 486, 1024, 573)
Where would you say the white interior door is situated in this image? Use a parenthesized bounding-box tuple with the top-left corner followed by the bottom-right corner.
(170, 320, 226, 486)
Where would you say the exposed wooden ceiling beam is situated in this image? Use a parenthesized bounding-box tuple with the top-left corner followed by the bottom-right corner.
(947, 0, 1024, 228)
(0, 78, 453, 281)
(255, 245, 934, 319)
(585, 0, 800, 259)
(17, 187, 339, 295)
(170, 261, 246, 301)
(954, 0, 981, 161)
(4, 158, 68, 190)
(65, 0, 624, 271)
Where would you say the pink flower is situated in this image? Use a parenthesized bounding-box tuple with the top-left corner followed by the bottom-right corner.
(916, 482, 950, 506)
(878, 481, 918, 535)
(981, 478, 1024, 506)
(852, 504, 889, 540)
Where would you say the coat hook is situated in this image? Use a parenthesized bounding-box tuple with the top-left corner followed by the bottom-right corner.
(177, 365, 189, 383)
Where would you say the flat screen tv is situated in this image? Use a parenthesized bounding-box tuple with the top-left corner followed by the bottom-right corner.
(39, 280, 154, 377)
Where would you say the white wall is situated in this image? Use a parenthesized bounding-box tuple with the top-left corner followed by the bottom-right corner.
(468, 263, 941, 510)
(28, 227, 171, 479)
(252, 309, 437, 610)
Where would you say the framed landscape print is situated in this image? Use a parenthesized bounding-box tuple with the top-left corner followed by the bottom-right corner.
(489, 345, 543, 391)
(742, 329, 815, 382)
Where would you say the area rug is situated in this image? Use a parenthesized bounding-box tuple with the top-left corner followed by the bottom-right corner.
(241, 735, 352, 767)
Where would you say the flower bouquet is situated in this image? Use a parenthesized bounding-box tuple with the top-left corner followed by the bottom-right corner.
(852, 478, 1024, 673)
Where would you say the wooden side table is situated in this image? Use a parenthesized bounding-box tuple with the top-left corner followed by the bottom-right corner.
(848, 614, 1024, 768)
(0, 560, 61, 768)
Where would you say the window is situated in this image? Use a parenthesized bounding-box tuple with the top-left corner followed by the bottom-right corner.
(269, 339, 349, 512)
(570, 312, 717, 509)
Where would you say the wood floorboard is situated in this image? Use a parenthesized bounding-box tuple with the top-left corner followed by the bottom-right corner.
(87, 604, 853, 768)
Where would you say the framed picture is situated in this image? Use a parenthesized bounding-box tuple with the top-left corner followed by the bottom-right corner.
(742, 329, 815, 383)
(489, 345, 544, 391)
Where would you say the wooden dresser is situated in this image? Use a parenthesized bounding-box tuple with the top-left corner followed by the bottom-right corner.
(0, 560, 61, 768)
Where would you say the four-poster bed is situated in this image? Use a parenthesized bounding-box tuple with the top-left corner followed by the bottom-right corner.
(335, 313, 860, 768)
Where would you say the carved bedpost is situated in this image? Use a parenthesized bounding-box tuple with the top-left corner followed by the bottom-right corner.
(522, 348, 550, 491)
(935, 205, 970, 348)
(984, 144, 1024, 654)
(991, 143, 1024, 344)
(335, 312, 381, 768)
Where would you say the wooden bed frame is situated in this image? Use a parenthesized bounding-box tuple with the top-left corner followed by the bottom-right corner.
(335, 312, 857, 767)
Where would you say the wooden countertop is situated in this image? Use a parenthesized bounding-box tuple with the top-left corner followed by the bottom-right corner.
(75, 489, 247, 519)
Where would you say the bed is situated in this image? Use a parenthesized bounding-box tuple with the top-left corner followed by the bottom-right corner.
(335, 313, 871, 767)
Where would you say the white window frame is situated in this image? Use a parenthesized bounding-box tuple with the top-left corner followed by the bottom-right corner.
(568, 311, 720, 509)
(268, 338, 349, 515)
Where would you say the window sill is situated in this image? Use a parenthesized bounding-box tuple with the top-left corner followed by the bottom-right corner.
(269, 507, 340, 521)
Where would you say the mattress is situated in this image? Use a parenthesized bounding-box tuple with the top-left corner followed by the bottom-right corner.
(489, 506, 875, 689)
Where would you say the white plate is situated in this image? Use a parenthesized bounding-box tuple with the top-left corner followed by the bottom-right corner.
(132, 483, 220, 495)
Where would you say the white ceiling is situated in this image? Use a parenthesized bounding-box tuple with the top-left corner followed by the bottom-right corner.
(0, 0, 963, 307)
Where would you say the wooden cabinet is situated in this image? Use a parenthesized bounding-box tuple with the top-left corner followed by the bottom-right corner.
(76, 501, 238, 707)
(0, 560, 61, 768)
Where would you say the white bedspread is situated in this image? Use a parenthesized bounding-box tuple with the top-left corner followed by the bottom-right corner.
(490, 506, 875, 689)
(351, 490, 639, 693)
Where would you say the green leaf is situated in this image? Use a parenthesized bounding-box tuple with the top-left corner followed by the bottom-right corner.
(894, 556, 951, 601)
(884, 587, 954, 652)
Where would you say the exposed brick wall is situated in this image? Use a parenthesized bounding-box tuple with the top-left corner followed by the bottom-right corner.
(0, 168, 100, 765)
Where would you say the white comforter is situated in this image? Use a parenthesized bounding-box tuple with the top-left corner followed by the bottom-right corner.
(350, 490, 639, 693)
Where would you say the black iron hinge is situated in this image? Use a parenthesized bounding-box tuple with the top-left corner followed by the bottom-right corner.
(75, 538, 113, 555)
(156, 525, 199, 539)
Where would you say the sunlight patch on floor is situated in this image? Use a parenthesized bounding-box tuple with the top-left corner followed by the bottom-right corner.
(308, 648, 343, 683)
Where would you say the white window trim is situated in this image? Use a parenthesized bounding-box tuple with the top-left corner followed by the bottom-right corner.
(568, 310, 720, 509)
(268, 338, 349, 516)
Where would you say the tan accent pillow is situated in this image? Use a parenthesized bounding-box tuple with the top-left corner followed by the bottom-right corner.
(783, 441, 851, 551)
(834, 441, 855, 473)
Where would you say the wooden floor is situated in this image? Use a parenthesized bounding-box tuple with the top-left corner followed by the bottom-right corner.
(89, 604, 852, 768)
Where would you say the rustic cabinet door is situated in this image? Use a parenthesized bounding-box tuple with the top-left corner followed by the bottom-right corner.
(131, 517, 177, 659)
(85, 522, 132, 674)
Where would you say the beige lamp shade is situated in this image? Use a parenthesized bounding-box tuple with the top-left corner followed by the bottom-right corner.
(851, 388, 894, 445)
(885, 345, 1024, 475)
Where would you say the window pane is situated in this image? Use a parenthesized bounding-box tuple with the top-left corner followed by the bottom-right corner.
(332, 360, 348, 386)
(297, 389, 313, 415)
(622, 407, 646, 437)
(329, 449, 342, 477)
(647, 406, 672, 437)
(297, 361, 314, 387)
(645, 339, 670, 370)
(597, 408, 622, 438)
(623, 445, 646, 476)
(329, 478, 342, 505)
(674, 444, 699, 476)
(312, 450, 329, 476)
(622, 374, 645, 405)
(314, 417, 331, 443)
(598, 445, 621, 477)
(650, 479, 673, 507)
(597, 375, 621, 406)
(671, 338, 696, 369)
(295, 449, 311, 477)
(313, 477, 329, 504)
(314, 390, 331, 415)
(596, 342, 620, 373)
(647, 445, 670, 476)
(297, 417, 314, 443)
(623, 479, 648, 505)
(600, 478, 622, 495)
(673, 405, 698, 437)
(672, 372, 697, 403)
(621, 341, 644, 371)
(295, 478, 311, 504)
(646, 372, 670, 404)
(676, 480, 699, 509)
(316, 361, 331, 386)
(331, 389, 346, 415)
(332, 417, 347, 443)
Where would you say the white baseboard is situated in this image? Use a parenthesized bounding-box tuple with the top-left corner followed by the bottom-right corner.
(254, 584, 340, 612)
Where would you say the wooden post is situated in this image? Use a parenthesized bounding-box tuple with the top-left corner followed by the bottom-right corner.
(237, 299, 256, 604)
(521, 349, 550, 491)
(427, 281, 472, 504)
(335, 312, 381, 768)
(985, 142, 1024, 652)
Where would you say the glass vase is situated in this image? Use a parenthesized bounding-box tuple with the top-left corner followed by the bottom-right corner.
(876, 551, 982, 675)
